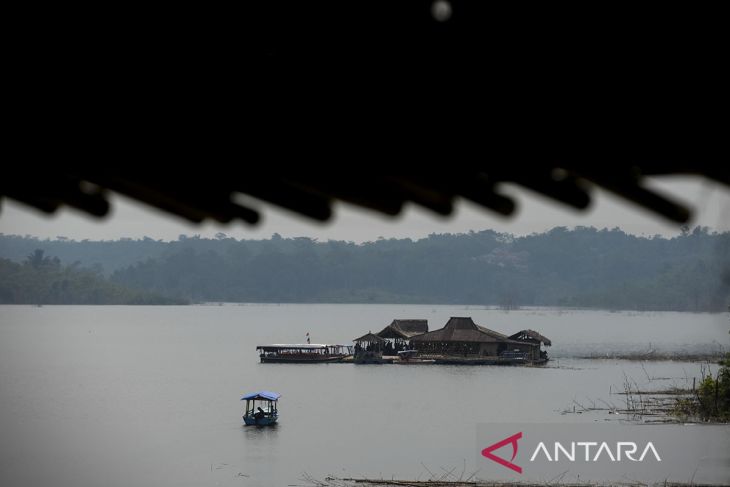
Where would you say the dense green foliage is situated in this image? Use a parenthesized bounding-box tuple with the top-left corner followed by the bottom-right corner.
(0, 234, 169, 273)
(696, 361, 730, 421)
(673, 354, 730, 421)
(1, 227, 728, 310)
(0, 250, 185, 305)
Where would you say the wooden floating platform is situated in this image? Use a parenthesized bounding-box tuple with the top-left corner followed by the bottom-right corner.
(336, 356, 547, 366)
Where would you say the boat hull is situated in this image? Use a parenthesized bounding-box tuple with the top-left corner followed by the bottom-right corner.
(243, 415, 278, 426)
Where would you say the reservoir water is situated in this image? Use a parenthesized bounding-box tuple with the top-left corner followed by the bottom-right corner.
(0, 304, 728, 486)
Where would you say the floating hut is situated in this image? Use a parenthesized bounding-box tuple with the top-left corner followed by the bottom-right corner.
(352, 319, 428, 363)
(377, 319, 428, 340)
(509, 329, 551, 361)
(410, 317, 549, 364)
(352, 332, 391, 364)
(375, 319, 428, 355)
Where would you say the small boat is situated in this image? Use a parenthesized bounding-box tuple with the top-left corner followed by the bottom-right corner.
(242, 391, 280, 426)
(256, 344, 352, 363)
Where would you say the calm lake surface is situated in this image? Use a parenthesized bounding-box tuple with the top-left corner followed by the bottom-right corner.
(1, 305, 728, 486)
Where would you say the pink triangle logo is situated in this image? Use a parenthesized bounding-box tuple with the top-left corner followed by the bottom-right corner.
(481, 432, 523, 474)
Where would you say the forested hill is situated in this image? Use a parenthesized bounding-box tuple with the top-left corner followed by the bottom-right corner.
(1, 227, 728, 311)
(0, 235, 169, 274)
(0, 250, 185, 305)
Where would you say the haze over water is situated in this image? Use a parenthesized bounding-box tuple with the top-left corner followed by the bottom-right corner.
(0, 304, 728, 486)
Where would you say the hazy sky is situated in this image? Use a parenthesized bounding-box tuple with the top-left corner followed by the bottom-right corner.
(1, 176, 728, 242)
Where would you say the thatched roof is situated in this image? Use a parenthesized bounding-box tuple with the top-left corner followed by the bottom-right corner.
(509, 330, 552, 346)
(410, 317, 517, 344)
(377, 319, 428, 339)
(353, 332, 385, 343)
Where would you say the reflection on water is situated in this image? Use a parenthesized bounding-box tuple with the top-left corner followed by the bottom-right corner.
(241, 422, 279, 439)
(0, 304, 727, 487)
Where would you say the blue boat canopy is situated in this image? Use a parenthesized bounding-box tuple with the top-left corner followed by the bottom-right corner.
(241, 391, 281, 401)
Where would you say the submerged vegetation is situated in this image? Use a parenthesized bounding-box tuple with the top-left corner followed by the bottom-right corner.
(0, 250, 185, 305)
(671, 354, 730, 421)
(572, 357, 730, 423)
(1, 226, 728, 310)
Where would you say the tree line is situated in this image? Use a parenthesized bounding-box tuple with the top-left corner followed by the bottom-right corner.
(0, 249, 184, 304)
(1, 226, 728, 310)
